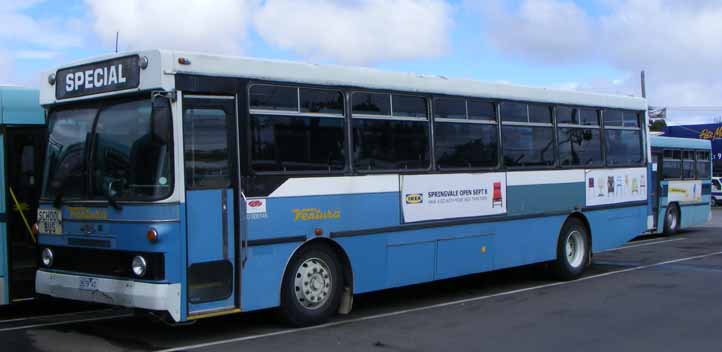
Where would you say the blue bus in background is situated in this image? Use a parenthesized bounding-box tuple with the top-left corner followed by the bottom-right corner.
(664, 123, 722, 177)
(35, 51, 650, 325)
(0, 87, 46, 305)
(649, 135, 712, 235)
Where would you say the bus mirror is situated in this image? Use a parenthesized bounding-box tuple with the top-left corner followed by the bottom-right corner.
(151, 96, 172, 144)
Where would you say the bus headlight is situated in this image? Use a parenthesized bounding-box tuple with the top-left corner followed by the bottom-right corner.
(41, 248, 54, 267)
(131, 256, 147, 277)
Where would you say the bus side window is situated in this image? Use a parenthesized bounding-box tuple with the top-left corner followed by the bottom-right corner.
(662, 150, 681, 180)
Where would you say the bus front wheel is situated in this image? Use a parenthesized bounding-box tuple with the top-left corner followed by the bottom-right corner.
(663, 204, 680, 236)
(281, 244, 343, 326)
(550, 218, 591, 281)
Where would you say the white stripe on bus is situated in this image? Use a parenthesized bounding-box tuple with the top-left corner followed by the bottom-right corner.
(157, 249, 722, 352)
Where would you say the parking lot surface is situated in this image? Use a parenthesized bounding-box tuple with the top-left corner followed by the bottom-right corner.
(3, 209, 722, 352)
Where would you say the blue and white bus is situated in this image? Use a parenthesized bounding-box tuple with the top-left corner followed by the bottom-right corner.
(648, 135, 712, 235)
(35, 51, 649, 325)
(0, 87, 46, 305)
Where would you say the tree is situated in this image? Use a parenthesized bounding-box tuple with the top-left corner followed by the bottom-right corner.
(649, 119, 667, 132)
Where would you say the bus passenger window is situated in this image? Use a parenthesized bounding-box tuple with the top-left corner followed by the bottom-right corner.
(250, 85, 298, 112)
(682, 150, 695, 179)
(663, 150, 681, 179)
(697, 151, 711, 179)
(603, 109, 644, 166)
(352, 92, 429, 170)
(467, 100, 496, 121)
(434, 97, 498, 169)
(604, 110, 624, 126)
(501, 102, 555, 168)
(502, 126, 555, 167)
(392, 95, 427, 118)
(580, 109, 600, 126)
(556, 106, 578, 124)
(434, 98, 466, 119)
(183, 108, 229, 188)
(558, 128, 603, 167)
(250, 86, 346, 173)
(352, 92, 391, 116)
(300, 88, 343, 114)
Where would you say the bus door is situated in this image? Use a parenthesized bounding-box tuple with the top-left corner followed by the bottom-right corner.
(650, 150, 663, 230)
(4, 126, 45, 302)
(182, 95, 241, 314)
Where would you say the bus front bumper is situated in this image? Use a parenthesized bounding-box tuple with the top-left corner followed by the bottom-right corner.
(36, 270, 181, 321)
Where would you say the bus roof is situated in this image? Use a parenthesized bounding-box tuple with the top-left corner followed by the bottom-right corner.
(649, 134, 711, 150)
(0, 86, 44, 125)
(40, 49, 648, 111)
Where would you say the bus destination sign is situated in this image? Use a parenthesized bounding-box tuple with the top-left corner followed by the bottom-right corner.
(55, 55, 141, 99)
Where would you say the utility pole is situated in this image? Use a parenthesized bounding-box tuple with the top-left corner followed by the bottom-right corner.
(640, 70, 646, 98)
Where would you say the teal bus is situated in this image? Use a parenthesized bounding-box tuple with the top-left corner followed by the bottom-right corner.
(0, 87, 46, 304)
(649, 135, 712, 235)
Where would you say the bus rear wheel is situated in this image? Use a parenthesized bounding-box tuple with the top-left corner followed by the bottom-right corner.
(663, 204, 680, 236)
(281, 244, 342, 326)
(550, 218, 590, 281)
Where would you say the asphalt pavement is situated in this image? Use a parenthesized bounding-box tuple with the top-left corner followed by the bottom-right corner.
(2, 209, 722, 352)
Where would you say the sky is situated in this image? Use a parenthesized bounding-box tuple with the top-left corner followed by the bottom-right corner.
(1, 0, 722, 125)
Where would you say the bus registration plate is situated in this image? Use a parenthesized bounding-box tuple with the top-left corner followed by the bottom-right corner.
(79, 277, 98, 291)
(37, 209, 63, 235)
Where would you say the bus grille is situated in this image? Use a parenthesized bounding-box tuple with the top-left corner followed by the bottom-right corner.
(43, 246, 165, 281)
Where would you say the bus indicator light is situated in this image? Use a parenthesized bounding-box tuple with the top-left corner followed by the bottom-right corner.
(314, 228, 323, 236)
(147, 228, 159, 243)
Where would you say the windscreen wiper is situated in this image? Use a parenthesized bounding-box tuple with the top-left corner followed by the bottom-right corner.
(53, 190, 64, 209)
(104, 189, 122, 211)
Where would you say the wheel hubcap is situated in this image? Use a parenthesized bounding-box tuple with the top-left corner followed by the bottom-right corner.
(565, 230, 585, 268)
(294, 257, 332, 310)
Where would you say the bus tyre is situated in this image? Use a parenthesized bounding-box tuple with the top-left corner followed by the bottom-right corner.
(663, 204, 680, 236)
(550, 218, 590, 281)
(281, 244, 342, 327)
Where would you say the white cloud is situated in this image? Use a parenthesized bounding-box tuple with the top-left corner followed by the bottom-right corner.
(253, 0, 452, 65)
(15, 50, 59, 60)
(0, 1, 83, 49)
(84, 0, 257, 54)
(473, 0, 722, 108)
(477, 0, 593, 64)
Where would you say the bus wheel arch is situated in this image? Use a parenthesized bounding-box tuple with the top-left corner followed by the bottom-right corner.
(279, 238, 353, 326)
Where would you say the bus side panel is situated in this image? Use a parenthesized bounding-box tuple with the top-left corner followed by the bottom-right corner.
(506, 183, 585, 215)
(493, 216, 562, 270)
(680, 204, 711, 228)
(586, 205, 647, 251)
(240, 242, 299, 312)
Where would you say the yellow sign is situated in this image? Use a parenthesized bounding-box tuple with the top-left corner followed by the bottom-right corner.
(405, 193, 423, 204)
(699, 127, 722, 140)
(68, 207, 109, 221)
(669, 187, 688, 196)
(292, 208, 341, 221)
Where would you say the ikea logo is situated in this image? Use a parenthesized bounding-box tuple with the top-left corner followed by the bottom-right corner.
(405, 193, 423, 204)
